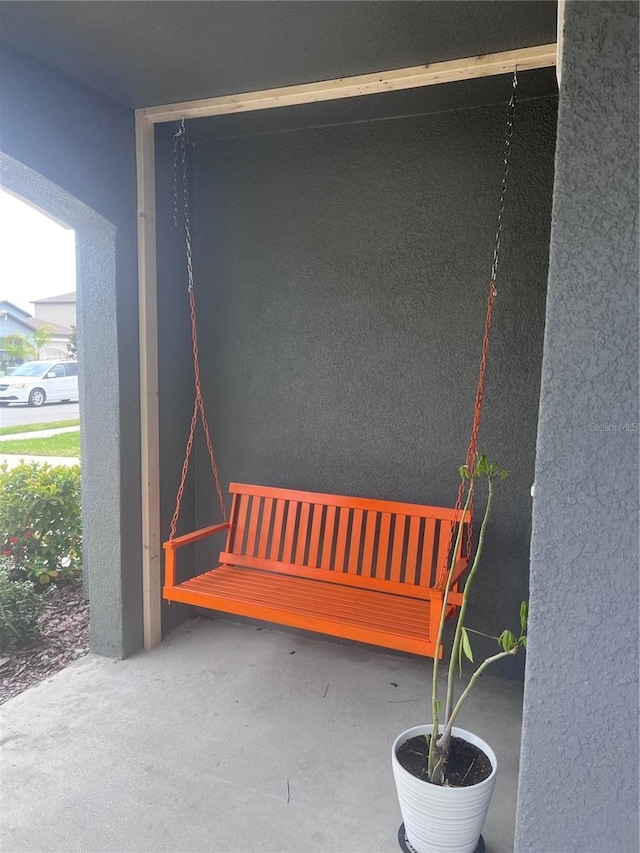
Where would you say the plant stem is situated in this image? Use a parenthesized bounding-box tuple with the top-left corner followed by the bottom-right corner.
(0, 600, 20, 638)
(441, 648, 517, 741)
(443, 480, 494, 735)
(429, 480, 474, 777)
(464, 627, 500, 641)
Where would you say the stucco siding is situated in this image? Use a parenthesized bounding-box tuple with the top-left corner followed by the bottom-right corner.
(515, 2, 639, 850)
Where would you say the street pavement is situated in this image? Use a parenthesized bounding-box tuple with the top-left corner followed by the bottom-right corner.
(0, 401, 79, 429)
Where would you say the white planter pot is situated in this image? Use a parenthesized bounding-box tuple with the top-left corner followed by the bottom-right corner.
(392, 725, 497, 853)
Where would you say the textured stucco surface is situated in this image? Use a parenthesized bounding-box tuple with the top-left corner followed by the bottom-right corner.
(515, 3, 639, 851)
(0, 45, 142, 657)
(158, 97, 558, 675)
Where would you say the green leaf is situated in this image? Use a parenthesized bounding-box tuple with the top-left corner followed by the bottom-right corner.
(521, 636, 527, 649)
(520, 601, 528, 634)
(461, 626, 474, 662)
(498, 629, 517, 652)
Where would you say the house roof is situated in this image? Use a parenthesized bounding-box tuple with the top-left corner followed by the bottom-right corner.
(0, 2, 558, 110)
(0, 311, 33, 332)
(0, 300, 31, 319)
(0, 307, 71, 338)
(31, 291, 76, 304)
(25, 317, 72, 337)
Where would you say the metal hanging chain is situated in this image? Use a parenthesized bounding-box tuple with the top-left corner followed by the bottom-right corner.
(489, 70, 518, 290)
(436, 70, 518, 588)
(169, 119, 227, 540)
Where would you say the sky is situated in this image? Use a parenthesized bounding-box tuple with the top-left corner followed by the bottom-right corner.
(0, 188, 76, 314)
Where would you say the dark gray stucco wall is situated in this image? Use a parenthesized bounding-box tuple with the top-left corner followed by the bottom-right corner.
(157, 96, 557, 674)
(0, 45, 142, 657)
(515, 3, 639, 851)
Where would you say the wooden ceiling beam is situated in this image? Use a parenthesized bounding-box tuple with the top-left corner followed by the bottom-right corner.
(138, 43, 557, 124)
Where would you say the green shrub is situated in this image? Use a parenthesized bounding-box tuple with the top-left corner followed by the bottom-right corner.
(0, 559, 42, 651)
(0, 461, 82, 587)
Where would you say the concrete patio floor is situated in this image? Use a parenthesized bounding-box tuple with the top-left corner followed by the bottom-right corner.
(0, 616, 523, 853)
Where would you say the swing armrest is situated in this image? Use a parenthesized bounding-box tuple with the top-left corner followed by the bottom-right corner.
(430, 587, 464, 607)
(430, 557, 469, 609)
(164, 523, 231, 591)
(164, 522, 231, 550)
(450, 556, 470, 588)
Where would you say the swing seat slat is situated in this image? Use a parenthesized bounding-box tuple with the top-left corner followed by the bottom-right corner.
(163, 483, 469, 657)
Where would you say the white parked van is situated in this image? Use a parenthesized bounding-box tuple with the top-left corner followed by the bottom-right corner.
(0, 360, 79, 407)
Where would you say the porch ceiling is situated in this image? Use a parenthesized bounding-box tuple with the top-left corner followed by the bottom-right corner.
(0, 1, 557, 109)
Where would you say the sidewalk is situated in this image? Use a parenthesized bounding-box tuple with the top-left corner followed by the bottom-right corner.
(0, 426, 80, 468)
(0, 426, 80, 441)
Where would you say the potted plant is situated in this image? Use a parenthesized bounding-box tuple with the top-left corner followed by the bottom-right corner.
(391, 456, 528, 853)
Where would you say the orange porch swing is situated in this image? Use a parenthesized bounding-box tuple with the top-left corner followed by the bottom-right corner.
(162, 73, 519, 658)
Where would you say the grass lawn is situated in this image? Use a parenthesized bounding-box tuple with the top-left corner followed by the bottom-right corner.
(0, 419, 80, 437)
(0, 431, 81, 457)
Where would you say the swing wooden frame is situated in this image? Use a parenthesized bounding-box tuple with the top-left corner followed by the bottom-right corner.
(136, 43, 557, 649)
(163, 483, 470, 657)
